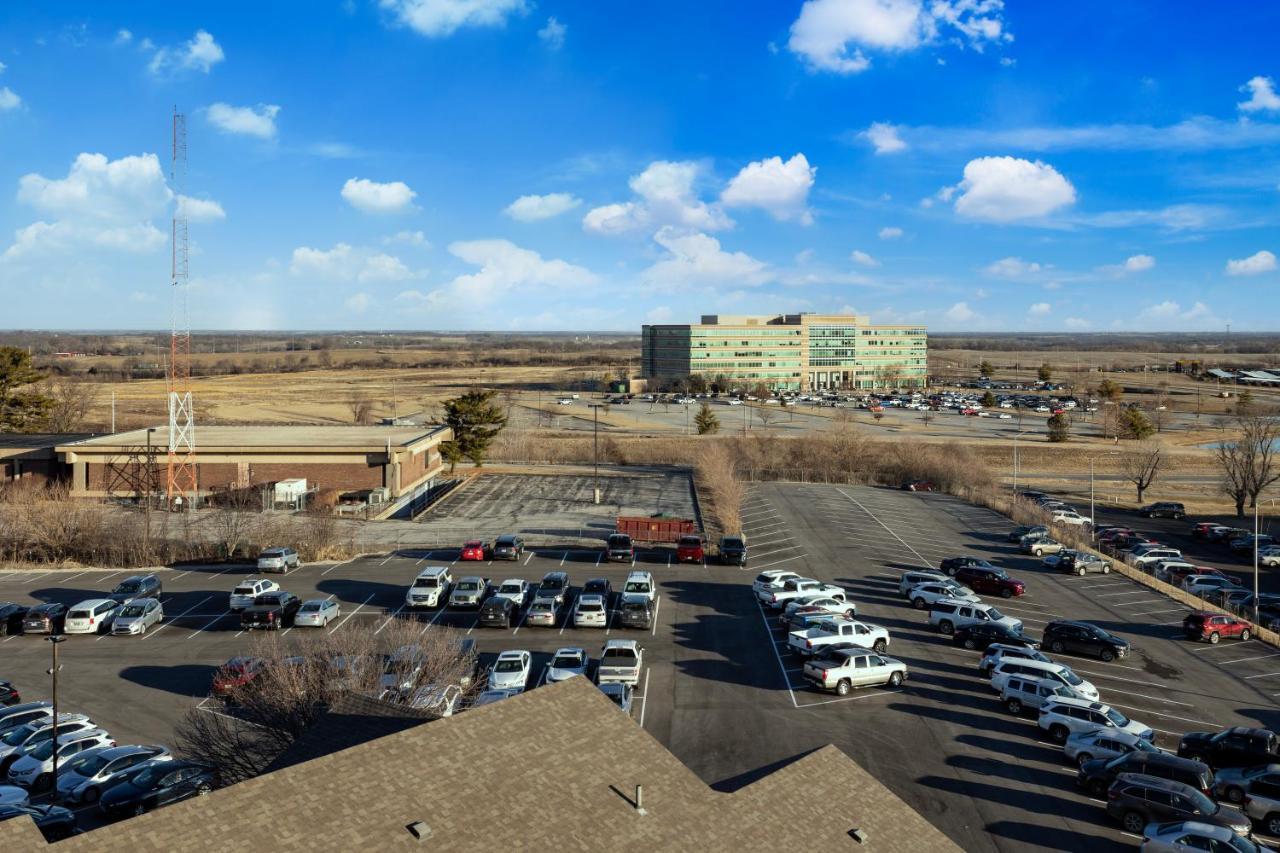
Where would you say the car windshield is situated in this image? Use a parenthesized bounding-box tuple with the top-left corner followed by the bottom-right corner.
(990, 569, 1008, 579)
(624, 582, 649, 594)
(723, 538, 744, 548)
(114, 582, 140, 594)
(986, 608, 1006, 621)
(494, 659, 523, 673)
(541, 578, 565, 592)
(300, 604, 321, 612)
(413, 578, 438, 588)
(74, 754, 111, 775)
(1104, 707, 1130, 726)
(1062, 670, 1084, 686)
(552, 655, 581, 668)
(119, 604, 146, 617)
(30, 739, 60, 760)
(499, 583, 521, 593)
(1, 727, 33, 746)
(456, 582, 478, 591)
(129, 765, 166, 788)
(1185, 789, 1217, 814)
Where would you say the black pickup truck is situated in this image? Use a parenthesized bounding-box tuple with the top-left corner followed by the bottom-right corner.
(1179, 727, 1280, 769)
(240, 592, 301, 631)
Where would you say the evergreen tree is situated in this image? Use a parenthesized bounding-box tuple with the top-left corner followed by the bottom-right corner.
(694, 402, 720, 435)
(0, 347, 51, 433)
(440, 389, 508, 471)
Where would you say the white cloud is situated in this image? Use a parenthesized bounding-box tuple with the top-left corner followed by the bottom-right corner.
(1139, 300, 1181, 320)
(206, 103, 281, 139)
(950, 156, 1076, 222)
(583, 160, 730, 235)
(504, 192, 582, 222)
(341, 177, 417, 213)
(1226, 250, 1277, 276)
(646, 306, 673, 323)
(878, 226, 903, 240)
(788, 0, 1010, 75)
(397, 238, 595, 310)
(1239, 76, 1280, 113)
(861, 122, 907, 154)
(309, 142, 362, 159)
(1063, 317, 1090, 330)
(1184, 301, 1212, 321)
(148, 29, 224, 75)
(945, 301, 976, 322)
(984, 256, 1041, 277)
(1000, 56, 1015, 67)
(114, 29, 132, 45)
(290, 243, 416, 283)
(384, 230, 429, 246)
(1028, 302, 1051, 316)
(879, 116, 1280, 153)
(0, 87, 19, 111)
(379, 0, 528, 37)
(1084, 204, 1225, 232)
(795, 248, 816, 265)
(720, 153, 816, 224)
(344, 292, 371, 314)
(642, 226, 770, 288)
(850, 249, 880, 267)
(1124, 254, 1155, 272)
(6, 152, 173, 259)
(176, 195, 225, 222)
(538, 16, 566, 49)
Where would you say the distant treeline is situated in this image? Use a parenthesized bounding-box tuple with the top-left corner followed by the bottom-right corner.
(929, 332, 1280, 354)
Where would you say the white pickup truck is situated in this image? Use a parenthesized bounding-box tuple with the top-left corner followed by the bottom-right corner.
(802, 648, 907, 695)
(763, 578, 844, 610)
(788, 617, 889, 657)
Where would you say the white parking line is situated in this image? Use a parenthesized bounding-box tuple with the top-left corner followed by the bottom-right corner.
(794, 689, 901, 709)
(136, 595, 212, 641)
(751, 544, 805, 559)
(321, 560, 354, 577)
(524, 550, 535, 565)
(1108, 599, 1167, 608)
(560, 552, 568, 566)
(754, 597, 798, 709)
(835, 489, 931, 568)
(511, 603, 532, 637)
(329, 593, 376, 634)
(1079, 582, 1129, 589)
(745, 535, 795, 548)
(744, 521, 789, 534)
(1104, 702, 1221, 728)
(559, 594, 577, 635)
(379, 553, 398, 566)
(1130, 608, 1188, 616)
(375, 604, 406, 634)
(1219, 652, 1280, 665)
(751, 554, 807, 571)
(1244, 671, 1280, 680)
(1095, 590, 1152, 598)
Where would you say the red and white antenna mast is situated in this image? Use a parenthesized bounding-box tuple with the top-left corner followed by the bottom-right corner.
(166, 107, 197, 509)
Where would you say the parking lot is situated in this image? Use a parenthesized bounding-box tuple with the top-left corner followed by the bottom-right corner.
(5, 481, 1280, 849)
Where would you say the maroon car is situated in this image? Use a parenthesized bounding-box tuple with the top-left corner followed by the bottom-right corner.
(1183, 611, 1253, 644)
(953, 565, 1025, 599)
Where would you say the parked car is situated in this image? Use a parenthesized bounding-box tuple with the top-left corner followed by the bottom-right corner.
(7, 729, 115, 792)
(616, 599, 654, 630)
(1039, 696, 1153, 743)
(1008, 525, 1049, 543)
(545, 647, 589, 684)
(929, 599, 1022, 636)
(536, 571, 570, 606)
(1023, 538, 1064, 557)
(902, 480, 936, 492)
(1000, 675, 1086, 715)
(1051, 510, 1092, 527)
(596, 640, 643, 686)
(0, 803, 78, 841)
(229, 578, 280, 612)
(1065, 728, 1166, 768)
(0, 684, 17, 708)
(477, 596, 518, 629)
(939, 556, 997, 576)
(1179, 727, 1280, 769)
(239, 592, 301, 630)
(98, 760, 217, 820)
(990, 658, 1099, 702)
(582, 577, 613, 603)
(405, 567, 452, 609)
(483, 579, 524, 611)
(908, 581, 978, 610)
(0, 785, 28, 807)
(788, 618, 889, 656)
(1191, 522, 1218, 538)
(1132, 548, 1184, 570)
(490, 535, 525, 561)
(256, 547, 299, 573)
(598, 682, 634, 713)
(1139, 821, 1272, 853)
(605, 533, 635, 563)
(20, 601, 66, 635)
(487, 650, 532, 692)
(0, 717, 96, 774)
(572, 594, 609, 628)
(803, 649, 907, 695)
(1185, 576, 1244, 597)
(0, 704, 53, 737)
(64, 599, 120, 635)
(1106, 774, 1251, 837)
(952, 622, 1038, 651)
(754, 570, 802, 600)
(57, 744, 171, 805)
(764, 578, 844, 610)
(897, 570, 951, 596)
(953, 565, 1026, 599)
(1050, 551, 1112, 576)
(1141, 502, 1187, 519)
(107, 574, 162, 604)
(449, 577, 489, 609)
(1214, 763, 1280, 806)
(1042, 621, 1131, 662)
(211, 657, 267, 701)
(979, 644, 1052, 676)
(459, 540, 487, 562)
(1078, 751, 1214, 799)
(676, 535, 705, 563)
(524, 597, 560, 628)
(784, 594, 856, 624)
(294, 599, 339, 628)
(1169, 566, 1227, 589)
(0, 604, 28, 637)
(110, 598, 164, 636)
(379, 645, 427, 694)
(1183, 611, 1253, 644)
(718, 535, 747, 566)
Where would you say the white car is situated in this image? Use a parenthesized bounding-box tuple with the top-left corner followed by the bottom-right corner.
(556, 398, 574, 405)
(753, 569, 802, 600)
(897, 570, 951, 596)
(1023, 538, 1064, 557)
(1050, 510, 1092, 527)
(997, 413, 1012, 419)
(110, 598, 164, 636)
(257, 547, 300, 573)
(908, 582, 978, 611)
(405, 684, 463, 717)
(979, 644, 1052, 676)
(763, 578, 844, 609)
(64, 599, 120, 635)
(56, 744, 170, 804)
(488, 650, 532, 693)
(572, 594, 608, 628)
(405, 566, 452, 609)
(1131, 548, 1182, 569)
(295, 599, 340, 627)
(545, 647, 589, 684)
(621, 571, 656, 604)
(472, 688, 520, 707)
(990, 658, 1100, 702)
(788, 618, 890, 656)
(1184, 576, 1241, 596)
(0, 716, 96, 764)
(802, 649, 908, 695)
(493, 579, 530, 608)
(782, 594, 856, 623)
(1038, 696, 1153, 743)
(596, 639, 644, 686)
(7, 729, 114, 789)
(229, 578, 279, 612)
(929, 599, 1023, 635)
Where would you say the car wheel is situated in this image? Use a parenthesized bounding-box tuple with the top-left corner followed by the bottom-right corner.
(963, 637, 977, 650)
(912, 598, 927, 610)
(32, 773, 51, 793)
(888, 671, 903, 687)
(1121, 811, 1145, 834)
(1001, 588, 1013, 599)
(1033, 549, 1043, 557)
(836, 679, 851, 696)
(1090, 778, 1108, 798)
(1050, 724, 1069, 743)
(134, 803, 146, 817)
(1050, 640, 1065, 654)
(1268, 814, 1280, 838)
(1075, 753, 1092, 767)
(1241, 629, 1252, 642)
(196, 784, 211, 797)
(1225, 786, 1246, 804)
(1209, 631, 1220, 644)
(1076, 567, 1086, 576)
(83, 786, 100, 804)
(1006, 698, 1023, 714)
(1099, 648, 1115, 662)
(939, 620, 954, 635)
(1101, 564, 1110, 574)
(872, 639, 887, 654)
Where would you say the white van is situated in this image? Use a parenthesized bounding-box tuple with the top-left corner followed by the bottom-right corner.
(989, 657, 1099, 702)
(405, 566, 453, 609)
(621, 570, 655, 604)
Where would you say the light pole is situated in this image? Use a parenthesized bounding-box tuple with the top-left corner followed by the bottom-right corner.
(589, 404, 603, 504)
(1012, 432, 1032, 493)
(1255, 497, 1261, 626)
(145, 427, 157, 555)
(46, 635, 66, 801)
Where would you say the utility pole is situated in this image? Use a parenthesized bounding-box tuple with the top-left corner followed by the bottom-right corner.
(589, 404, 603, 504)
(46, 635, 66, 801)
(145, 428, 156, 556)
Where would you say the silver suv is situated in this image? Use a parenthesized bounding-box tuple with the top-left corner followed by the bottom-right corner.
(928, 599, 1022, 635)
(1000, 675, 1085, 715)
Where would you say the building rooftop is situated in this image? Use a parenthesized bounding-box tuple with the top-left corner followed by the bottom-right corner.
(0, 678, 959, 852)
(0, 433, 92, 459)
(57, 424, 449, 453)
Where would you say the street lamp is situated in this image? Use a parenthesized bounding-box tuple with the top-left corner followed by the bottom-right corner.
(684, 402, 691, 435)
(1011, 432, 1032, 493)
(46, 635, 66, 801)
(589, 404, 604, 505)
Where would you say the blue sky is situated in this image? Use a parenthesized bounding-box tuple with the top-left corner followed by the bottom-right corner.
(0, 0, 1278, 332)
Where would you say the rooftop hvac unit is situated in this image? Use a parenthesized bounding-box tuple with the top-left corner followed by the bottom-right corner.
(369, 487, 391, 504)
(274, 479, 308, 503)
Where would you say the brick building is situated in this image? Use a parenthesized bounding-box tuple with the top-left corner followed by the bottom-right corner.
(0, 434, 86, 487)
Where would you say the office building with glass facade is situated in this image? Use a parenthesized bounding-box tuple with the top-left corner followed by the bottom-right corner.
(641, 313, 927, 391)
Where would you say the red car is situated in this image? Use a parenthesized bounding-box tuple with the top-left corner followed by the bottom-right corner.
(460, 540, 487, 561)
(1183, 611, 1253, 644)
(953, 565, 1025, 599)
(212, 656, 267, 700)
(676, 535, 705, 563)
(1190, 522, 1216, 539)
(902, 480, 936, 492)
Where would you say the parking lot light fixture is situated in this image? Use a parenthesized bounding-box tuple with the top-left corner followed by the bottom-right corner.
(46, 635, 67, 802)
(589, 404, 604, 504)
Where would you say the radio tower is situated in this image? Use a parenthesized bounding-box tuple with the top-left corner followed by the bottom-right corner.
(166, 108, 197, 510)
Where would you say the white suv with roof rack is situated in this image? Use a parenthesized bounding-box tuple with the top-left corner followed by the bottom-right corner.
(405, 566, 452, 609)
(229, 579, 280, 612)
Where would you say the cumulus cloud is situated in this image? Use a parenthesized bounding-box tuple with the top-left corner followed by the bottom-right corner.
(861, 121, 908, 154)
(0, 87, 19, 111)
(642, 226, 770, 289)
(1028, 302, 1051, 316)
(850, 249, 880, 267)
(206, 103, 281, 139)
(1124, 254, 1156, 272)
(1063, 317, 1090, 330)
(383, 230, 429, 246)
(945, 301, 976, 323)
(176, 195, 225, 222)
(504, 192, 581, 222)
(949, 156, 1076, 222)
(583, 160, 730, 235)
(878, 226, 903, 240)
(538, 16, 566, 49)
(1226, 250, 1277, 276)
(984, 256, 1041, 277)
(396, 238, 595, 310)
(114, 29, 133, 45)
(344, 292, 371, 314)
(290, 243, 416, 283)
(646, 306, 673, 323)
(341, 177, 417, 213)
(1239, 76, 1280, 113)
(1139, 300, 1181, 320)
(788, 0, 1010, 75)
(379, 0, 528, 37)
(720, 153, 816, 224)
(148, 29, 224, 75)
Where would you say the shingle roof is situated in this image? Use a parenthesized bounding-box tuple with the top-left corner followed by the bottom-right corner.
(0, 678, 959, 852)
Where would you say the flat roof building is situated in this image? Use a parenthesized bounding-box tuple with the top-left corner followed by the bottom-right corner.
(641, 312, 927, 392)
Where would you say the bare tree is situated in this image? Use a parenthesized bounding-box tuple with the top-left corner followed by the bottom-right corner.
(206, 490, 263, 559)
(347, 393, 374, 425)
(1120, 441, 1162, 503)
(755, 405, 773, 428)
(40, 378, 101, 433)
(1216, 415, 1280, 517)
(696, 441, 744, 535)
